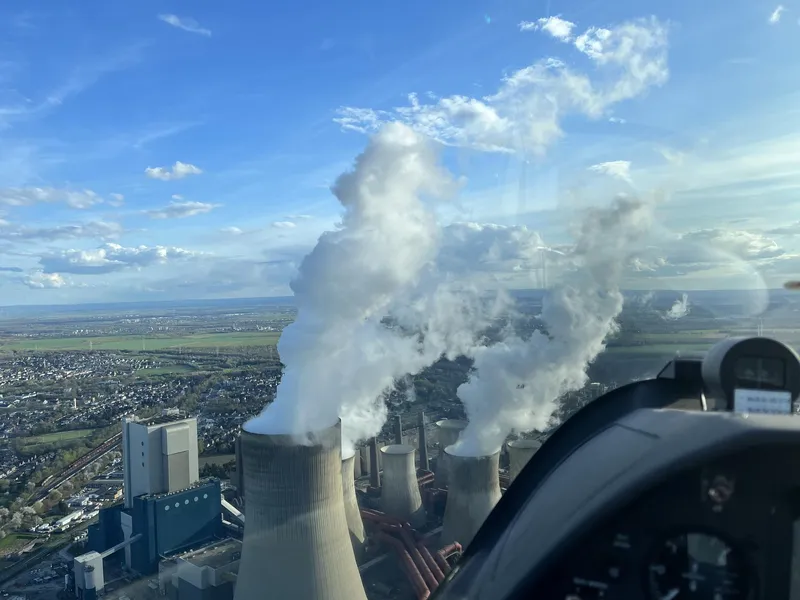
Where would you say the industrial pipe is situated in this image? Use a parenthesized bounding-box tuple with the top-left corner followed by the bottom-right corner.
(377, 532, 430, 600)
(416, 540, 445, 583)
(435, 542, 462, 574)
(398, 526, 438, 590)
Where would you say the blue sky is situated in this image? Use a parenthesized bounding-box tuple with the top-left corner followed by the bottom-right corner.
(0, 0, 798, 304)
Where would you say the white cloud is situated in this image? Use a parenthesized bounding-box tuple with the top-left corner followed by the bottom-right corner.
(608, 116, 626, 124)
(38, 243, 198, 275)
(144, 161, 203, 181)
(23, 272, 68, 289)
(171, 194, 184, 200)
(220, 226, 244, 235)
(335, 17, 668, 155)
(0, 220, 123, 241)
(286, 214, 313, 220)
(144, 200, 220, 219)
(588, 160, 632, 183)
(769, 5, 785, 23)
(108, 193, 125, 207)
(519, 16, 576, 41)
(157, 14, 211, 37)
(0, 187, 104, 209)
(272, 221, 297, 229)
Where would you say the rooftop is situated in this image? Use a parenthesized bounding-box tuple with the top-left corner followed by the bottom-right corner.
(178, 538, 241, 569)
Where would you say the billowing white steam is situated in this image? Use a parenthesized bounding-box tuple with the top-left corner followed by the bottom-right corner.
(245, 123, 489, 454)
(664, 293, 690, 320)
(450, 197, 654, 457)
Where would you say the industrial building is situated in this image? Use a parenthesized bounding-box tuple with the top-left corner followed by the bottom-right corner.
(159, 538, 241, 600)
(122, 414, 200, 508)
(78, 414, 224, 600)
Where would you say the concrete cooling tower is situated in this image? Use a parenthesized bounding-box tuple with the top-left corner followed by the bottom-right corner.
(507, 439, 542, 484)
(434, 419, 467, 488)
(342, 451, 366, 560)
(380, 444, 425, 528)
(235, 422, 367, 600)
(441, 449, 502, 548)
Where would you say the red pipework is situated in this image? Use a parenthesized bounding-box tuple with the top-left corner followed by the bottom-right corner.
(377, 532, 430, 600)
(436, 542, 463, 574)
(417, 472, 435, 486)
(398, 526, 438, 590)
(416, 540, 445, 583)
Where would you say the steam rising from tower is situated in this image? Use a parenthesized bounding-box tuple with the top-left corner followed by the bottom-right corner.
(235, 422, 366, 600)
(441, 449, 502, 548)
(451, 197, 653, 457)
(246, 123, 465, 453)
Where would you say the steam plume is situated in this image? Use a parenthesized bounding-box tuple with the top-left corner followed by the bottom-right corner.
(664, 293, 690, 320)
(450, 197, 654, 457)
(245, 123, 480, 453)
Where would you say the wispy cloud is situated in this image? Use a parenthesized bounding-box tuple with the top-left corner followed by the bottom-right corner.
(519, 16, 576, 41)
(144, 200, 221, 219)
(335, 17, 668, 155)
(38, 243, 198, 275)
(588, 160, 633, 183)
(158, 14, 212, 37)
(272, 221, 297, 229)
(145, 161, 203, 181)
(0, 220, 123, 241)
(769, 5, 785, 23)
(0, 187, 105, 209)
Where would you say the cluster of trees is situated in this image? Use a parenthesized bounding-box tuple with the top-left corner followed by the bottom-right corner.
(200, 461, 234, 479)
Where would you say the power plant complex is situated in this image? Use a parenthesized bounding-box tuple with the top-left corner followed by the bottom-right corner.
(71, 411, 542, 600)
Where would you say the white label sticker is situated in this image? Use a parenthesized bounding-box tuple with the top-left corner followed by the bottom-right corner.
(733, 388, 792, 415)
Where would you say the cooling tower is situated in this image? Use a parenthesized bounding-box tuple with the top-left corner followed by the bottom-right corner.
(507, 439, 542, 484)
(342, 451, 366, 560)
(434, 419, 467, 488)
(380, 444, 426, 528)
(235, 422, 367, 600)
(440, 449, 502, 548)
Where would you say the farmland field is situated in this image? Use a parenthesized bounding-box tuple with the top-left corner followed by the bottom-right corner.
(22, 428, 96, 445)
(0, 331, 281, 352)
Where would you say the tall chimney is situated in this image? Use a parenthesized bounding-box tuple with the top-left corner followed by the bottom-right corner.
(235, 422, 367, 600)
(342, 452, 366, 560)
(393, 415, 403, 444)
(380, 444, 426, 528)
(434, 419, 467, 488)
(369, 437, 380, 488)
(417, 412, 429, 471)
(359, 444, 370, 477)
(506, 439, 542, 484)
(440, 449, 501, 548)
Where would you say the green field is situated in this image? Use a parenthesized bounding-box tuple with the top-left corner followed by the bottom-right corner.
(0, 331, 281, 352)
(22, 428, 96, 445)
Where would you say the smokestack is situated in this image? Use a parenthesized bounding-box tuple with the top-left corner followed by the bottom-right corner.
(359, 445, 370, 477)
(394, 415, 403, 444)
(440, 449, 501, 548)
(342, 452, 366, 560)
(235, 422, 367, 600)
(506, 439, 542, 484)
(434, 419, 467, 488)
(380, 444, 426, 528)
(417, 412, 429, 471)
(369, 437, 380, 488)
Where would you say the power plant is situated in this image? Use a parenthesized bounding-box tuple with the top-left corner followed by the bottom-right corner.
(380, 444, 426, 528)
(342, 450, 366, 559)
(507, 439, 542, 483)
(235, 421, 367, 600)
(433, 419, 467, 488)
(440, 449, 502, 548)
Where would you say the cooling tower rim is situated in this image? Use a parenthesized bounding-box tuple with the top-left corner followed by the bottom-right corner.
(341, 448, 356, 461)
(435, 419, 468, 430)
(445, 446, 501, 459)
(380, 443, 415, 455)
(507, 439, 542, 450)
(240, 419, 341, 448)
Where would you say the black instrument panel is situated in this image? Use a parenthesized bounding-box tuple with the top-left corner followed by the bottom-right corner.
(536, 445, 800, 600)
